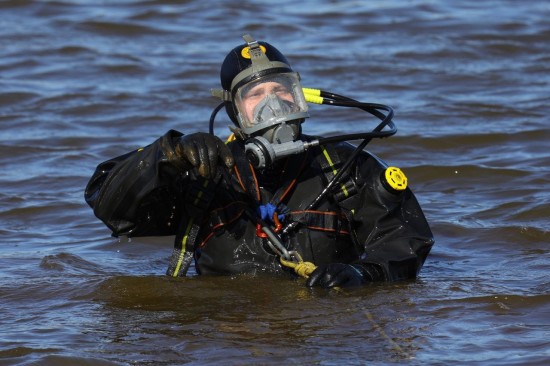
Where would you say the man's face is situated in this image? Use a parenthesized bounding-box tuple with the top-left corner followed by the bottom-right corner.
(232, 72, 309, 134)
(240, 81, 295, 124)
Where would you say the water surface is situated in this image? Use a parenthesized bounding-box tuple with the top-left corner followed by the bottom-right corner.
(1, 0, 548, 365)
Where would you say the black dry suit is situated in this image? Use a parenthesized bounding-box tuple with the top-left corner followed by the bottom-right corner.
(85, 129, 434, 281)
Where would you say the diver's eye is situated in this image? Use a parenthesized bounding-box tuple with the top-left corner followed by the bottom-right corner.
(274, 86, 290, 95)
(246, 90, 263, 99)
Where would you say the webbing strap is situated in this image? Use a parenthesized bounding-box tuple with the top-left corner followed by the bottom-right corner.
(229, 141, 309, 212)
(314, 144, 363, 252)
(268, 150, 310, 206)
(229, 142, 261, 203)
(203, 201, 248, 235)
(288, 210, 350, 235)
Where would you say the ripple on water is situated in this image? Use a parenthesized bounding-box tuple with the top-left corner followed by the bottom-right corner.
(0, 1, 549, 364)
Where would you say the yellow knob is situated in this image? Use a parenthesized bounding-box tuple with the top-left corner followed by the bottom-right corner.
(384, 167, 408, 191)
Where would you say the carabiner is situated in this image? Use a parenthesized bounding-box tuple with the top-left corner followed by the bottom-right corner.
(255, 211, 282, 238)
(259, 225, 291, 260)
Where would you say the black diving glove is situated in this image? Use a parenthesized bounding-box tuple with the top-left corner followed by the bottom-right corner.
(306, 263, 385, 288)
(174, 132, 234, 179)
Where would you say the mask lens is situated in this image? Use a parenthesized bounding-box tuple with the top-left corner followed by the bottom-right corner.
(234, 72, 308, 133)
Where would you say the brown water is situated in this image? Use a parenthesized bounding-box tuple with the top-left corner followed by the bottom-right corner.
(1, 1, 549, 365)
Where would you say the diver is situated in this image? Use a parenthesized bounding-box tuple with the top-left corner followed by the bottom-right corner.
(85, 34, 434, 288)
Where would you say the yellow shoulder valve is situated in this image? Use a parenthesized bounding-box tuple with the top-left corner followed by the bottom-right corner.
(384, 166, 408, 193)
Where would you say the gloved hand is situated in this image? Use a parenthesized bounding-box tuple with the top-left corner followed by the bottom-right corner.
(174, 133, 234, 179)
(306, 263, 367, 288)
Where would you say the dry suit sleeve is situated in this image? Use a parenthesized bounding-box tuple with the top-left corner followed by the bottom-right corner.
(84, 129, 188, 237)
(349, 154, 434, 282)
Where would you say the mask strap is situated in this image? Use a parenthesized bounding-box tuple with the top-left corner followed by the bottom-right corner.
(242, 34, 271, 71)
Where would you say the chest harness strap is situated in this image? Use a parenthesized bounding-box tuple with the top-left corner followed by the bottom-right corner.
(205, 143, 359, 253)
(229, 140, 310, 239)
(167, 141, 360, 278)
(315, 144, 362, 251)
(166, 140, 307, 276)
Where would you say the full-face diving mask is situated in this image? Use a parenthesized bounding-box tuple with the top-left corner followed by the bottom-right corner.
(234, 72, 309, 137)
(212, 35, 310, 168)
(236, 73, 309, 168)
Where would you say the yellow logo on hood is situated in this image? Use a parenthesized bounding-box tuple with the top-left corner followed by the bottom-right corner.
(241, 45, 267, 59)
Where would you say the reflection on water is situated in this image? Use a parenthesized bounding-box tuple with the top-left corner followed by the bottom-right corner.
(87, 275, 426, 364)
(1, 0, 549, 365)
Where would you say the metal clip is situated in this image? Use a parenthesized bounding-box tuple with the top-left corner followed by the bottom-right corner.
(259, 225, 291, 261)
